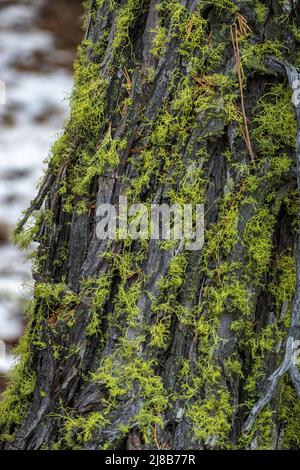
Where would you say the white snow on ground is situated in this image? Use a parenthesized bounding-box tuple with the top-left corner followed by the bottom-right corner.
(0, 0, 73, 371)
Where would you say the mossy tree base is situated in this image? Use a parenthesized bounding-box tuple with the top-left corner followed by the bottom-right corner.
(1, 0, 300, 450)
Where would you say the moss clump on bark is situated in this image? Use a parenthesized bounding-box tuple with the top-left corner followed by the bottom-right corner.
(0, 325, 36, 441)
(2, 0, 300, 450)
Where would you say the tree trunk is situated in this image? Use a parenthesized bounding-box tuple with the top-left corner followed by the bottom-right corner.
(1, 0, 300, 450)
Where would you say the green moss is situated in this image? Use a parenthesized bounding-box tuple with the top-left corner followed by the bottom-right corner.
(169, 4, 207, 57)
(113, 0, 146, 55)
(278, 382, 300, 448)
(192, 81, 297, 443)
(144, 66, 156, 83)
(243, 207, 276, 282)
(154, 1, 227, 75)
(241, 40, 284, 73)
(240, 319, 285, 428)
(270, 255, 296, 313)
(133, 367, 168, 445)
(238, 407, 274, 449)
(283, 189, 299, 226)
(198, 0, 238, 14)
(187, 390, 233, 448)
(255, 2, 268, 24)
(49, 133, 71, 171)
(269, 154, 292, 178)
(203, 279, 252, 318)
(35, 282, 80, 314)
(0, 327, 36, 441)
(150, 317, 171, 350)
(70, 47, 106, 142)
(291, 21, 300, 42)
(63, 411, 110, 448)
(85, 246, 190, 444)
(91, 355, 168, 445)
(50, 44, 107, 172)
(149, 254, 189, 351)
(72, 133, 127, 197)
(252, 84, 297, 159)
(225, 354, 244, 378)
(4, 0, 299, 451)
(114, 280, 143, 327)
(127, 149, 157, 200)
(203, 195, 239, 270)
(158, 254, 187, 291)
(13, 209, 53, 250)
(84, 277, 112, 336)
(151, 25, 168, 58)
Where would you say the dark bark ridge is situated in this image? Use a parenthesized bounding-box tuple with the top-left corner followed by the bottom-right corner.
(1, 0, 300, 450)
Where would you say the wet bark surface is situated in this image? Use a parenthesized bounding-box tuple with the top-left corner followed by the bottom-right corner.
(1, 0, 300, 450)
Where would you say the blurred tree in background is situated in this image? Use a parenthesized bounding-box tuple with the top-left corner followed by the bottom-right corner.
(1, 0, 300, 450)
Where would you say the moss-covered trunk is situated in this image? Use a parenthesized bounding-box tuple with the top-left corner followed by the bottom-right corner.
(1, 0, 300, 450)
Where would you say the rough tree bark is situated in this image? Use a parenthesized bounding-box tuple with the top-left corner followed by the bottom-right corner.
(1, 0, 300, 450)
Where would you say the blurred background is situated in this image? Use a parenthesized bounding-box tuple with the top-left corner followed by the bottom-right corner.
(0, 0, 83, 391)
